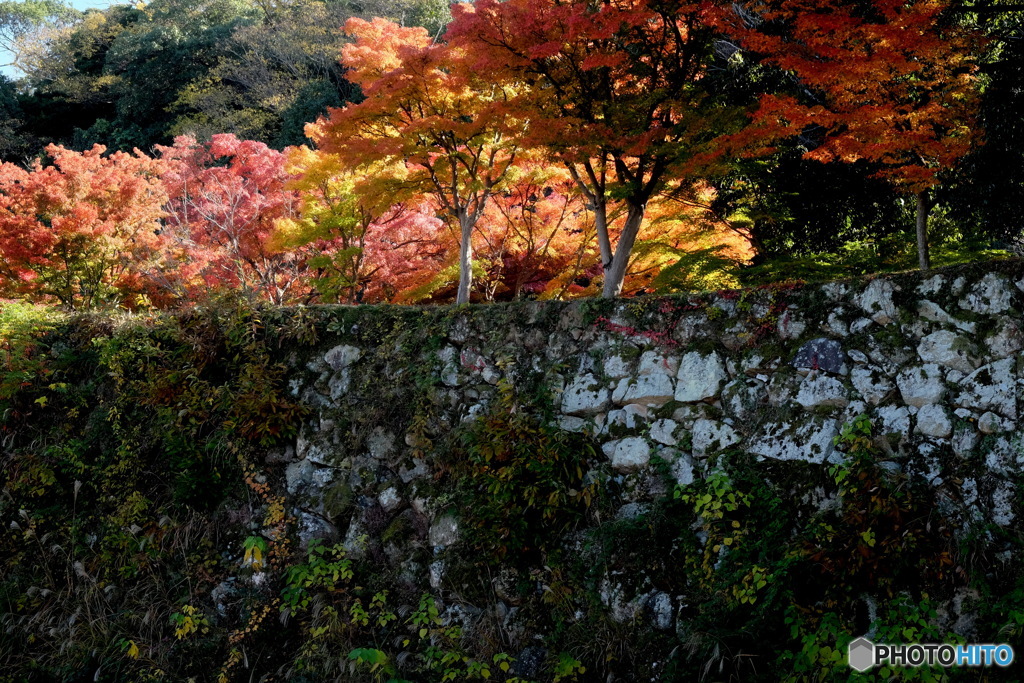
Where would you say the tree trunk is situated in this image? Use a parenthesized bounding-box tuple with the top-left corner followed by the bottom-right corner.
(916, 190, 931, 271)
(601, 203, 646, 298)
(566, 162, 612, 272)
(593, 200, 612, 273)
(456, 210, 474, 304)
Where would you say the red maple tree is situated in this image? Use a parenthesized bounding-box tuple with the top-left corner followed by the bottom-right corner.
(155, 134, 307, 305)
(0, 144, 168, 309)
(717, 0, 982, 268)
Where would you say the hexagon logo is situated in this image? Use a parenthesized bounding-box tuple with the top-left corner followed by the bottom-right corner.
(848, 637, 875, 672)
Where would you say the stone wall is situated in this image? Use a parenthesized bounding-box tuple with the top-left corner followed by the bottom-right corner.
(285, 263, 1024, 541)
(239, 261, 1024, 679)
(8, 261, 1024, 680)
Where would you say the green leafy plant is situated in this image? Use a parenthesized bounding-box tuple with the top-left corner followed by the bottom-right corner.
(171, 605, 210, 640)
(811, 416, 958, 599)
(445, 379, 601, 563)
(242, 535, 269, 571)
(0, 302, 62, 417)
(281, 540, 354, 615)
(347, 648, 403, 681)
(676, 471, 753, 572)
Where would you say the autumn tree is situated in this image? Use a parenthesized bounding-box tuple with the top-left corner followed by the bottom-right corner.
(630, 185, 754, 292)
(274, 145, 447, 303)
(447, 0, 745, 298)
(472, 163, 599, 300)
(156, 134, 305, 305)
(0, 144, 168, 309)
(718, 0, 982, 270)
(324, 199, 448, 303)
(306, 17, 522, 304)
(463, 164, 751, 300)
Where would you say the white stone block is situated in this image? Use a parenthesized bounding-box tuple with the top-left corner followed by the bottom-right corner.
(675, 352, 727, 402)
(896, 364, 946, 407)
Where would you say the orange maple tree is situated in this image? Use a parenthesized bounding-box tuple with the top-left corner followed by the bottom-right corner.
(456, 168, 752, 300)
(628, 185, 754, 293)
(306, 17, 523, 303)
(447, 0, 742, 298)
(0, 144, 168, 309)
(472, 163, 599, 300)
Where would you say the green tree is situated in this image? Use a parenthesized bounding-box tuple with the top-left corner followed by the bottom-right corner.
(0, 74, 35, 161)
(15, 0, 255, 151)
(0, 0, 77, 71)
(89, 0, 256, 149)
(12, 0, 454, 153)
(170, 0, 358, 147)
(941, 3, 1024, 252)
(17, 6, 137, 148)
